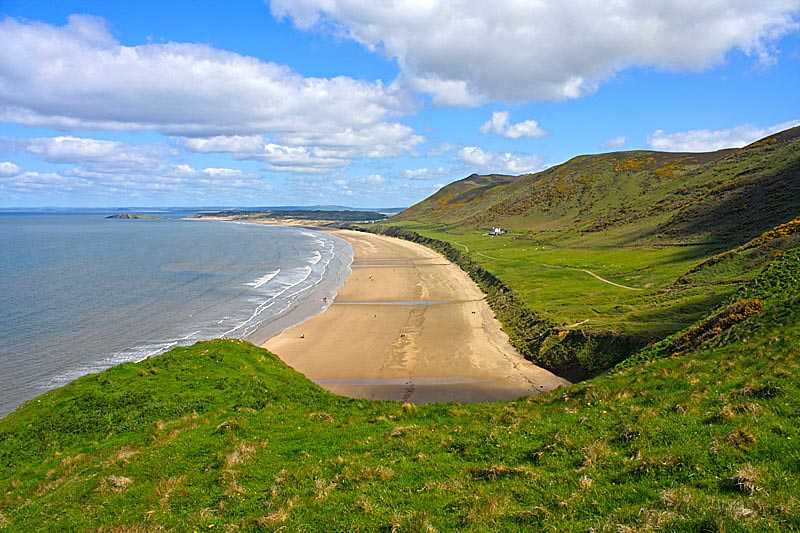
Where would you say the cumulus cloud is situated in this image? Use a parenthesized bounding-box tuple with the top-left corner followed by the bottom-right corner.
(272, 0, 800, 104)
(459, 146, 543, 174)
(182, 124, 424, 173)
(604, 136, 627, 149)
(0, 161, 21, 177)
(259, 144, 348, 173)
(401, 167, 449, 179)
(480, 112, 546, 139)
(649, 119, 800, 152)
(202, 167, 243, 178)
(183, 137, 347, 173)
(0, 165, 272, 201)
(459, 146, 493, 167)
(0, 171, 94, 194)
(182, 135, 266, 154)
(0, 15, 417, 148)
(279, 123, 424, 158)
(362, 174, 385, 186)
(2, 135, 272, 201)
(22, 136, 166, 173)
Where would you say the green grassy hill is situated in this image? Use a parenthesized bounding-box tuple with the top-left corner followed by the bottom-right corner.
(399, 173, 517, 224)
(397, 126, 800, 248)
(387, 127, 800, 376)
(1, 246, 799, 531)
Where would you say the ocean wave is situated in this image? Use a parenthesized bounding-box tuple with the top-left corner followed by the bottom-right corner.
(227, 237, 341, 338)
(47, 330, 204, 386)
(246, 269, 281, 289)
(222, 265, 315, 337)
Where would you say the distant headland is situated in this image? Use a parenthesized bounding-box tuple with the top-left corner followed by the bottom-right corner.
(105, 213, 160, 220)
(188, 209, 388, 226)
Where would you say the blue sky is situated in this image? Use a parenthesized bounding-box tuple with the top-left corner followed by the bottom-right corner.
(0, 0, 798, 208)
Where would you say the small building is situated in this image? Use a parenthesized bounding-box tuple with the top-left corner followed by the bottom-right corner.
(488, 227, 506, 236)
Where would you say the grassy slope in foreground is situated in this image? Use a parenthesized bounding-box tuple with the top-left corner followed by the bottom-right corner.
(1, 248, 800, 531)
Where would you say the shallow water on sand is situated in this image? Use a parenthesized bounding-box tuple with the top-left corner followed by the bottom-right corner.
(0, 212, 351, 416)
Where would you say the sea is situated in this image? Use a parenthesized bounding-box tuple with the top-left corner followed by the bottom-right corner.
(0, 209, 352, 417)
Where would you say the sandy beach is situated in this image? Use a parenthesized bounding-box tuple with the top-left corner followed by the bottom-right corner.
(264, 229, 568, 403)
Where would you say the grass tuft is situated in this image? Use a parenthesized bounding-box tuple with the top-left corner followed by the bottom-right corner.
(469, 465, 536, 480)
(101, 476, 133, 494)
(727, 464, 763, 496)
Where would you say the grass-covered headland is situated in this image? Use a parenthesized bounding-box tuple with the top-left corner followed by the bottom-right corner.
(1, 246, 799, 530)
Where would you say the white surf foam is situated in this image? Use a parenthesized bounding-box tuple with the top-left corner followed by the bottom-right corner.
(222, 265, 315, 337)
(246, 269, 281, 289)
(46, 330, 204, 387)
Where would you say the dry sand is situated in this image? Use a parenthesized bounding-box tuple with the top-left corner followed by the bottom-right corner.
(264, 229, 569, 403)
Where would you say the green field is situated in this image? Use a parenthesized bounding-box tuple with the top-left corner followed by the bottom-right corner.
(1, 247, 799, 531)
(388, 222, 733, 339)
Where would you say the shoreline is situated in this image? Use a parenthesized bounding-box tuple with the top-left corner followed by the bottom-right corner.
(264, 229, 569, 403)
(184, 217, 355, 346)
(0, 220, 353, 419)
(242, 229, 353, 346)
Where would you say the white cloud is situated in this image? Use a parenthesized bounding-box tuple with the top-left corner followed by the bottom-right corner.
(648, 119, 800, 152)
(181, 123, 423, 173)
(183, 135, 266, 154)
(402, 167, 449, 179)
(260, 144, 348, 173)
(280, 123, 424, 158)
(0, 171, 94, 193)
(3, 135, 272, 200)
(459, 146, 493, 167)
(480, 112, 546, 139)
(22, 136, 165, 172)
(0, 166, 272, 200)
(604, 136, 627, 149)
(182, 135, 346, 173)
(0, 15, 416, 146)
(362, 174, 384, 185)
(202, 167, 243, 178)
(272, 0, 800, 104)
(0, 161, 21, 177)
(459, 146, 543, 174)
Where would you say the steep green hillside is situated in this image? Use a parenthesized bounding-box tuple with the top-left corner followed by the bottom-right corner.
(398, 126, 800, 247)
(1, 246, 799, 531)
(400, 173, 517, 224)
(388, 127, 800, 373)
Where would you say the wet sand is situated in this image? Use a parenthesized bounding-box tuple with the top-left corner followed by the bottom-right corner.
(264, 230, 568, 403)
